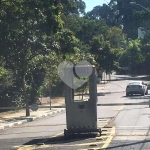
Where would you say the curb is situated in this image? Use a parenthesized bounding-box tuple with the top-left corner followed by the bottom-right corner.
(0, 108, 65, 130)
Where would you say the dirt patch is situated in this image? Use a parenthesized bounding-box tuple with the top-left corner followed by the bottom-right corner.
(0, 110, 16, 118)
(51, 97, 65, 105)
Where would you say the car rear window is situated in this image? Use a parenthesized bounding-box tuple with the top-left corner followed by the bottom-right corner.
(129, 82, 140, 85)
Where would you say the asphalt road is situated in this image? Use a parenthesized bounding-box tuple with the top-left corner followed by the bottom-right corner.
(101, 75, 150, 150)
(0, 75, 150, 150)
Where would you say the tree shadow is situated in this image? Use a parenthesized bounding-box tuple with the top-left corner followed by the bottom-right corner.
(97, 101, 149, 106)
(128, 95, 150, 99)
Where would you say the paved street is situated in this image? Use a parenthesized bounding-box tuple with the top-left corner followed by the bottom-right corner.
(0, 75, 149, 150)
(99, 75, 150, 150)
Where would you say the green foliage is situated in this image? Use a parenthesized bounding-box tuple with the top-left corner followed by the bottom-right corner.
(106, 27, 126, 48)
(120, 39, 145, 74)
(61, 0, 86, 15)
(63, 14, 82, 34)
(55, 29, 79, 54)
(90, 35, 113, 72)
(108, 0, 150, 39)
(138, 42, 150, 74)
(0, 67, 13, 89)
(128, 39, 144, 64)
(86, 4, 117, 26)
(0, 0, 81, 107)
(90, 26, 126, 73)
(77, 18, 109, 44)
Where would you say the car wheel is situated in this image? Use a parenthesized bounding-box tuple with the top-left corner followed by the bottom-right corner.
(145, 90, 148, 95)
(141, 92, 145, 96)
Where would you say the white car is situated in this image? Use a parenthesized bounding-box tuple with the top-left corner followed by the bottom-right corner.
(126, 81, 148, 96)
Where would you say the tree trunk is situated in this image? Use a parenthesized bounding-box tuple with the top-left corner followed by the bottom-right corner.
(22, 75, 30, 116)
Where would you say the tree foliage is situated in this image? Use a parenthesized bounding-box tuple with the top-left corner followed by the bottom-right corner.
(108, 0, 150, 38)
(0, 0, 87, 113)
(90, 34, 120, 73)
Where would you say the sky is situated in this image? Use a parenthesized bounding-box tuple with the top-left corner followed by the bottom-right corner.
(83, 0, 110, 12)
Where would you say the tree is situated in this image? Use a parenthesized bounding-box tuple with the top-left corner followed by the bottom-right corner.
(127, 39, 144, 74)
(139, 42, 150, 74)
(61, 0, 86, 15)
(90, 35, 115, 73)
(87, 4, 117, 26)
(0, 0, 89, 115)
(0, 0, 64, 116)
(106, 26, 126, 48)
(109, 0, 150, 39)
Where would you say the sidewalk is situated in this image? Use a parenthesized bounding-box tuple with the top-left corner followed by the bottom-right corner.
(0, 84, 110, 130)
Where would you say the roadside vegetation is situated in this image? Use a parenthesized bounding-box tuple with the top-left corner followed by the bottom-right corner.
(0, 0, 150, 114)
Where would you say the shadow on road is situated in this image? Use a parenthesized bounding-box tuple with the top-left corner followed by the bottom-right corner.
(23, 133, 97, 145)
(97, 101, 149, 106)
(127, 95, 150, 99)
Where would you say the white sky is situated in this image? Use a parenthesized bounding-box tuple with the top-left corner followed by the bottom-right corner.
(83, 0, 110, 12)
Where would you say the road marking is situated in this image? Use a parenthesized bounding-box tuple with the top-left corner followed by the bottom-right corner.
(51, 132, 63, 137)
(119, 105, 125, 110)
(14, 129, 113, 150)
(14, 126, 114, 149)
(74, 141, 105, 146)
(14, 139, 106, 149)
(14, 145, 53, 150)
(100, 126, 115, 149)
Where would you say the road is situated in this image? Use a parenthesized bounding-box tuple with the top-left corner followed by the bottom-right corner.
(104, 76, 150, 149)
(0, 75, 150, 150)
